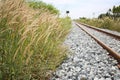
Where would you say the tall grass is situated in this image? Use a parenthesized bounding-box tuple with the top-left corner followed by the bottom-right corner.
(78, 17, 120, 32)
(0, 0, 71, 79)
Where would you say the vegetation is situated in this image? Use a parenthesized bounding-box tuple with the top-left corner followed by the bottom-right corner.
(78, 17, 120, 32)
(112, 5, 120, 17)
(98, 5, 120, 18)
(0, 0, 71, 80)
(28, 1, 59, 14)
(77, 5, 120, 32)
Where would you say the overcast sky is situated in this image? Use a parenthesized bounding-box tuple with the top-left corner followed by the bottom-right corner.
(40, 0, 120, 19)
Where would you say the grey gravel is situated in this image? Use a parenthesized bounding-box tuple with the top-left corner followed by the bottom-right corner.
(80, 24, 120, 54)
(51, 22, 120, 80)
(100, 28, 120, 36)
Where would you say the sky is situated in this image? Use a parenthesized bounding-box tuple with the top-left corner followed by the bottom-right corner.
(39, 0, 120, 19)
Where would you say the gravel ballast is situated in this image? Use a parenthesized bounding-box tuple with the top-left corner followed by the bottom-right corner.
(51, 23, 120, 80)
(80, 24, 120, 54)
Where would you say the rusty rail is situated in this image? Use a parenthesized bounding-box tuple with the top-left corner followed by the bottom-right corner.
(77, 22, 120, 40)
(75, 22, 120, 68)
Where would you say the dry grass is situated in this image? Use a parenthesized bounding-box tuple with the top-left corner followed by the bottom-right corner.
(78, 17, 120, 32)
(0, 0, 71, 79)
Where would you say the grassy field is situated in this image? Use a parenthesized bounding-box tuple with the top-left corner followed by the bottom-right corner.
(77, 17, 120, 32)
(0, 0, 71, 80)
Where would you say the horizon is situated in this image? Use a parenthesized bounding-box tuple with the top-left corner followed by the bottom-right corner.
(36, 0, 120, 19)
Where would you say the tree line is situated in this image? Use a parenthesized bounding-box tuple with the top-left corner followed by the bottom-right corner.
(99, 5, 120, 18)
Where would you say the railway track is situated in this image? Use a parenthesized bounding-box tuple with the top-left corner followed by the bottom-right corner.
(77, 22, 120, 40)
(52, 22, 120, 80)
(75, 22, 120, 69)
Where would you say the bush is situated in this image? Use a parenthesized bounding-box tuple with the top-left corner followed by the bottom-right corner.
(28, 1, 59, 14)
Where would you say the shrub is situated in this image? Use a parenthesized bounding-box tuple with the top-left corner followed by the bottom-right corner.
(28, 1, 59, 14)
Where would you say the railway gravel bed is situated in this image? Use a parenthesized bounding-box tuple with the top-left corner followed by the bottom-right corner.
(80, 24, 120, 54)
(99, 28, 120, 36)
(51, 23, 120, 80)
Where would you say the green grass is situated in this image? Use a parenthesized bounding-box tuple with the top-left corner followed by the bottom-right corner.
(28, 1, 59, 14)
(77, 17, 120, 32)
(0, 0, 71, 80)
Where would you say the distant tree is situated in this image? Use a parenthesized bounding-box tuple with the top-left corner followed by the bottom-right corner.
(79, 17, 86, 20)
(98, 5, 120, 19)
(112, 6, 116, 13)
(112, 5, 120, 17)
(98, 14, 106, 19)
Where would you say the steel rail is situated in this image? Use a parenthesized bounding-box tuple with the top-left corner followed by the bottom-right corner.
(75, 22, 120, 68)
(77, 22, 120, 40)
